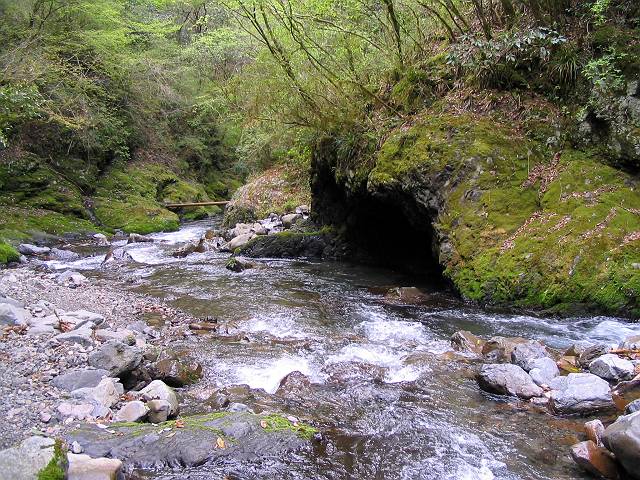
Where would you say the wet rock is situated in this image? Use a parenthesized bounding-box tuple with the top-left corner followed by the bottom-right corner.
(383, 287, 429, 305)
(171, 241, 198, 258)
(549, 373, 615, 414)
(528, 357, 559, 386)
(52, 328, 94, 347)
(224, 233, 255, 252)
(0, 436, 56, 480)
(88, 340, 142, 376)
(18, 244, 51, 255)
(282, 213, 302, 228)
(67, 453, 122, 480)
(138, 380, 179, 418)
(578, 344, 612, 368)
(612, 376, 640, 411)
(510, 341, 550, 371)
(225, 257, 255, 273)
(603, 411, 640, 479)
(238, 231, 330, 258)
(0, 303, 31, 326)
(52, 369, 110, 392)
(151, 354, 203, 387)
(625, 399, 640, 414)
(557, 355, 581, 373)
(50, 248, 80, 261)
(570, 440, 620, 480)
(477, 364, 543, 399)
(71, 378, 124, 409)
(275, 371, 312, 397)
(482, 336, 528, 362)
(128, 233, 154, 244)
(115, 400, 148, 423)
(451, 330, 485, 355)
(589, 354, 635, 382)
(585, 419, 606, 446)
(322, 362, 387, 384)
(65, 412, 307, 470)
(146, 399, 171, 423)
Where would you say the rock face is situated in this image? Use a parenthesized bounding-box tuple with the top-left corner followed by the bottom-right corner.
(0, 436, 56, 480)
(589, 354, 635, 382)
(570, 440, 620, 480)
(477, 364, 542, 399)
(66, 412, 308, 470)
(88, 340, 142, 376)
(603, 411, 640, 479)
(549, 373, 615, 414)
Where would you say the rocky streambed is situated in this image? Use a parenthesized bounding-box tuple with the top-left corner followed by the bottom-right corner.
(1, 217, 640, 479)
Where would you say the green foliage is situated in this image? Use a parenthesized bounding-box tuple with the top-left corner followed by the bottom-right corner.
(0, 240, 19, 264)
(0, 84, 43, 147)
(590, 0, 612, 26)
(583, 49, 628, 94)
(36, 439, 65, 480)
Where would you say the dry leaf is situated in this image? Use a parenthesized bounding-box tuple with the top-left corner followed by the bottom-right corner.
(260, 420, 268, 429)
(175, 419, 185, 428)
(216, 437, 226, 449)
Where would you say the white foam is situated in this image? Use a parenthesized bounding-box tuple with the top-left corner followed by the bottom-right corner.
(234, 356, 314, 394)
(241, 313, 311, 340)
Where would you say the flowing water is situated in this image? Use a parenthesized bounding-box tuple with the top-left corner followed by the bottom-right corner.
(47, 219, 640, 480)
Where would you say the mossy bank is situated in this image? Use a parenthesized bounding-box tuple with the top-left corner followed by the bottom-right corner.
(311, 113, 640, 317)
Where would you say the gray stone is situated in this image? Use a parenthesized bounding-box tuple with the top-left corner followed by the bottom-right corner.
(94, 329, 135, 345)
(50, 248, 80, 261)
(56, 270, 88, 286)
(139, 380, 179, 417)
(88, 340, 142, 376)
(71, 378, 123, 408)
(528, 357, 559, 386)
(589, 354, 635, 382)
(18, 244, 50, 255)
(549, 373, 615, 414)
(578, 344, 612, 368)
(477, 363, 543, 399)
(0, 436, 56, 480)
(281, 213, 302, 228)
(57, 402, 95, 420)
(625, 399, 640, 414)
(128, 233, 154, 244)
(603, 411, 640, 479)
(26, 324, 56, 336)
(0, 304, 31, 326)
(0, 295, 23, 308)
(619, 335, 640, 351)
(146, 399, 171, 423)
(67, 453, 122, 480)
(93, 233, 109, 246)
(61, 310, 105, 329)
(52, 369, 110, 392)
(115, 400, 148, 423)
(52, 328, 93, 347)
(224, 233, 254, 252)
(510, 341, 549, 371)
(70, 441, 83, 454)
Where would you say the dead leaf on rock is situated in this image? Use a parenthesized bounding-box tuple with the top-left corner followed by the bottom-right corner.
(260, 420, 268, 429)
(175, 419, 185, 428)
(216, 437, 226, 449)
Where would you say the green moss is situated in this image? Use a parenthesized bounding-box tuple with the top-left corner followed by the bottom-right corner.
(0, 240, 19, 264)
(260, 414, 317, 440)
(0, 206, 104, 242)
(37, 439, 65, 480)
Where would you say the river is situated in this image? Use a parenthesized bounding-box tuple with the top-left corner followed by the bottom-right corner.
(45, 219, 640, 480)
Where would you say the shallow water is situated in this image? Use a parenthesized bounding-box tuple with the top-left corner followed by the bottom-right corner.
(48, 220, 640, 479)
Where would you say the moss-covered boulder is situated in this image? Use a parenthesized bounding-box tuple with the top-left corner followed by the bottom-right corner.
(313, 114, 640, 316)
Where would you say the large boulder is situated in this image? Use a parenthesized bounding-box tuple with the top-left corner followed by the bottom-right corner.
(549, 373, 615, 414)
(589, 354, 635, 382)
(71, 378, 124, 409)
(52, 369, 110, 392)
(88, 340, 142, 376)
(477, 364, 542, 399)
(0, 436, 56, 480)
(528, 357, 559, 386)
(510, 341, 550, 371)
(603, 411, 640, 479)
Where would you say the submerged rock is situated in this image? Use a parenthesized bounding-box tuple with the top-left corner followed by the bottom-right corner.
(477, 364, 542, 399)
(383, 287, 429, 305)
(225, 256, 255, 273)
(549, 373, 615, 414)
(603, 411, 640, 479)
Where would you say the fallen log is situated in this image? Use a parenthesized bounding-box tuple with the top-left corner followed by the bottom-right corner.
(164, 201, 229, 209)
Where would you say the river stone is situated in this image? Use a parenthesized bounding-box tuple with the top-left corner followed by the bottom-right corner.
(52, 328, 94, 347)
(52, 369, 110, 391)
(50, 248, 80, 261)
(57, 402, 95, 420)
(71, 378, 124, 409)
(625, 399, 640, 414)
(146, 399, 171, 423)
(510, 341, 549, 371)
(383, 287, 429, 305)
(275, 371, 312, 397)
(18, 244, 50, 255)
(151, 355, 203, 387)
(225, 256, 255, 273)
(138, 380, 179, 417)
(0, 303, 30, 326)
(95, 328, 135, 345)
(589, 354, 635, 382)
(65, 412, 307, 470)
(528, 357, 559, 386)
(603, 411, 640, 479)
(578, 344, 612, 368)
(619, 335, 640, 351)
(128, 233, 154, 244)
(0, 436, 56, 480)
(56, 270, 88, 286)
(482, 336, 528, 362)
(67, 453, 122, 480)
(88, 340, 142, 376)
(451, 330, 485, 355)
(477, 364, 543, 399)
(322, 361, 387, 384)
(612, 376, 640, 411)
(281, 213, 302, 228)
(115, 400, 148, 423)
(62, 310, 105, 329)
(549, 373, 615, 414)
(224, 233, 254, 251)
(570, 440, 620, 480)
